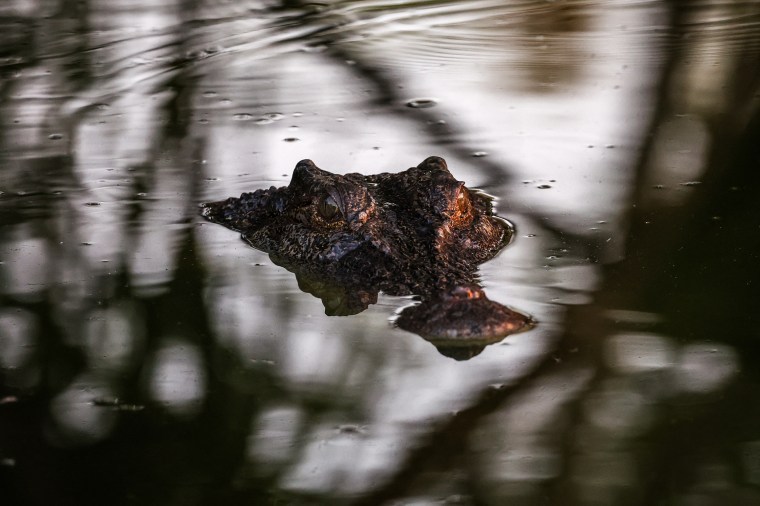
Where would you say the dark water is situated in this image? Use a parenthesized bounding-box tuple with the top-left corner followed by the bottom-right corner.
(1, 0, 760, 504)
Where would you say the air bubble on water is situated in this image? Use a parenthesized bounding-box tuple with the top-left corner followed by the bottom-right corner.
(679, 181, 702, 186)
(472, 151, 488, 158)
(283, 137, 299, 142)
(202, 91, 217, 98)
(255, 117, 273, 125)
(198, 118, 209, 124)
(233, 113, 253, 121)
(406, 98, 438, 109)
(265, 112, 284, 121)
(537, 184, 552, 189)
(48, 133, 63, 140)
(84, 202, 101, 207)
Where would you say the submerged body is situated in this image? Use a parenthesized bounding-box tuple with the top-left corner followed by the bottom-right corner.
(201, 156, 532, 359)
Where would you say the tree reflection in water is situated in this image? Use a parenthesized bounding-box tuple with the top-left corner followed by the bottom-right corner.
(1, 0, 759, 504)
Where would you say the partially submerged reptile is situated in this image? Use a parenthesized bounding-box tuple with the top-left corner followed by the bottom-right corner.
(201, 156, 533, 359)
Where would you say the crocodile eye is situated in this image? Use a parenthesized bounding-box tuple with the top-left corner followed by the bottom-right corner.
(318, 194, 342, 222)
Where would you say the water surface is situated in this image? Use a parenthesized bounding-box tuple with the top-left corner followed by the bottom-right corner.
(1, 0, 759, 504)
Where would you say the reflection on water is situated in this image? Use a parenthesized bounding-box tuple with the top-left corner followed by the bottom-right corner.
(1, 0, 760, 504)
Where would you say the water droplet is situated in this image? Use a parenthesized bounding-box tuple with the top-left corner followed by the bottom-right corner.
(652, 184, 665, 189)
(81, 242, 93, 246)
(336, 424, 365, 434)
(220, 99, 232, 105)
(292, 112, 303, 117)
(605, 144, 615, 149)
(233, 113, 253, 121)
(48, 133, 63, 140)
(198, 118, 209, 124)
(84, 202, 101, 207)
(202, 91, 217, 98)
(680, 181, 702, 187)
(537, 184, 552, 189)
(265, 112, 284, 121)
(526, 234, 537, 238)
(283, 137, 299, 142)
(471, 151, 488, 158)
(406, 98, 438, 109)
(254, 117, 273, 125)
(95, 103, 110, 110)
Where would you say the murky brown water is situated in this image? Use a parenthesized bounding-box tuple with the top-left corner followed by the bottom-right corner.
(1, 0, 760, 504)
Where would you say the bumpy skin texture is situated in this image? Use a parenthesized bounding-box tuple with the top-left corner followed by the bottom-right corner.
(201, 156, 533, 359)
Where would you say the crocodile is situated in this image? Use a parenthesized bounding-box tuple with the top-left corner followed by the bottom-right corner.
(201, 156, 533, 359)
